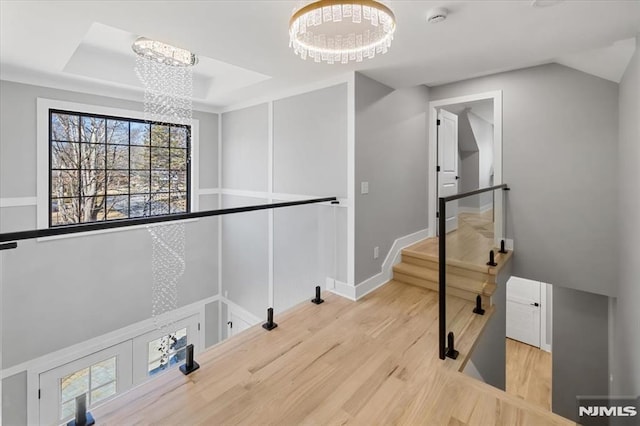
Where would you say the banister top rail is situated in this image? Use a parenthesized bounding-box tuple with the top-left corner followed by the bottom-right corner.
(441, 184, 509, 203)
(0, 196, 338, 244)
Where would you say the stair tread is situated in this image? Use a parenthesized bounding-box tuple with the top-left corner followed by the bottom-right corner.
(402, 247, 513, 275)
(393, 262, 486, 293)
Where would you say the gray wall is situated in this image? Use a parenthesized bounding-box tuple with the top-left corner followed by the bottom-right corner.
(553, 286, 609, 422)
(1, 372, 27, 426)
(204, 299, 220, 348)
(273, 84, 348, 198)
(466, 111, 494, 209)
(612, 36, 640, 399)
(221, 104, 268, 192)
(221, 194, 270, 318)
(354, 73, 429, 284)
(469, 258, 510, 390)
(429, 63, 619, 297)
(0, 81, 220, 370)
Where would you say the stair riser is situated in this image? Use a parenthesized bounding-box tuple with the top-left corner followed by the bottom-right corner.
(401, 254, 495, 284)
(393, 272, 491, 307)
(392, 265, 486, 294)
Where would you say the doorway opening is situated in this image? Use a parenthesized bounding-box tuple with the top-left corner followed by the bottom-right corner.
(428, 91, 503, 250)
(505, 276, 553, 410)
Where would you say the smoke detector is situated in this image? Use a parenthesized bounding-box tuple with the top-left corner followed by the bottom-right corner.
(427, 7, 448, 24)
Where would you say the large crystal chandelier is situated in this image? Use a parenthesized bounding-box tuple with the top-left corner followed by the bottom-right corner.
(132, 37, 195, 329)
(289, 0, 396, 64)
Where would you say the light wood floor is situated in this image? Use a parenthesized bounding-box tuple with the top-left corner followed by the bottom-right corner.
(93, 282, 572, 425)
(406, 211, 497, 267)
(506, 338, 552, 411)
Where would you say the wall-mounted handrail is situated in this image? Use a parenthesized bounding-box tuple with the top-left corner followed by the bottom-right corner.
(0, 197, 338, 246)
(439, 184, 509, 360)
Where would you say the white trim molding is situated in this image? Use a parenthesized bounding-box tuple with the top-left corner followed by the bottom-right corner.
(540, 283, 553, 353)
(354, 228, 430, 300)
(0, 197, 37, 208)
(198, 188, 220, 196)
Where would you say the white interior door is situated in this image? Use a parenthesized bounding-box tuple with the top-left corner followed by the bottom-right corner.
(438, 109, 459, 233)
(227, 311, 252, 337)
(506, 277, 541, 347)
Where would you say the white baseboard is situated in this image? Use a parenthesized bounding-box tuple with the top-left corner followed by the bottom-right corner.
(327, 278, 357, 301)
(354, 228, 430, 300)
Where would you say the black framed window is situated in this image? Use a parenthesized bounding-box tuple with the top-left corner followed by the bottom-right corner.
(49, 109, 191, 227)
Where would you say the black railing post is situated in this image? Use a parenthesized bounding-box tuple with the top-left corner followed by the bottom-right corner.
(67, 393, 94, 426)
(486, 250, 497, 267)
(311, 286, 324, 304)
(439, 197, 447, 360)
(179, 343, 200, 375)
(445, 331, 459, 359)
(499, 239, 507, 254)
(262, 307, 278, 331)
(473, 295, 485, 315)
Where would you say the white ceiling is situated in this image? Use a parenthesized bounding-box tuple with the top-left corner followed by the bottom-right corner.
(1, 1, 639, 110)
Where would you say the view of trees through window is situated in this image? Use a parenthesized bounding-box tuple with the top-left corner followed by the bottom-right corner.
(49, 110, 190, 226)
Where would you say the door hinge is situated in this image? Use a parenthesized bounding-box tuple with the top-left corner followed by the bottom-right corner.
(437, 165, 441, 172)
(198, 322, 201, 331)
(437, 119, 441, 126)
(38, 389, 41, 399)
(436, 212, 440, 218)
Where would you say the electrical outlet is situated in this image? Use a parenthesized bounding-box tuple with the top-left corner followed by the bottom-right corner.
(361, 181, 369, 194)
(374, 246, 379, 259)
(224, 290, 228, 298)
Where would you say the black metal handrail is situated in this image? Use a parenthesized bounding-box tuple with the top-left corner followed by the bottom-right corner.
(439, 184, 509, 360)
(0, 196, 338, 247)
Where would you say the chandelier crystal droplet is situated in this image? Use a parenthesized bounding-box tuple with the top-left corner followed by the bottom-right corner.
(289, 1, 396, 64)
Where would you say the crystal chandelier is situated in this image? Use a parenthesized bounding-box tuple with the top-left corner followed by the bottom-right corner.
(289, 0, 396, 64)
(132, 37, 197, 67)
(132, 37, 195, 330)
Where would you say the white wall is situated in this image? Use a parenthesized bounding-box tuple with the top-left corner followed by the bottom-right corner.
(354, 73, 429, 285)
(612, 35, 640, 399)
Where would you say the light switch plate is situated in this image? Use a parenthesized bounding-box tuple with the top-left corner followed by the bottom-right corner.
(361, 182, 369, 194)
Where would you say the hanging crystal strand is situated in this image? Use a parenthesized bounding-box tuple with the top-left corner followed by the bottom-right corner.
(135, 52, 193, 330)
(148, 223, 186, 331)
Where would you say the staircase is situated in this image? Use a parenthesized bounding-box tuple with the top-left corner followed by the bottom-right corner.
(393, 237, 512, 309)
